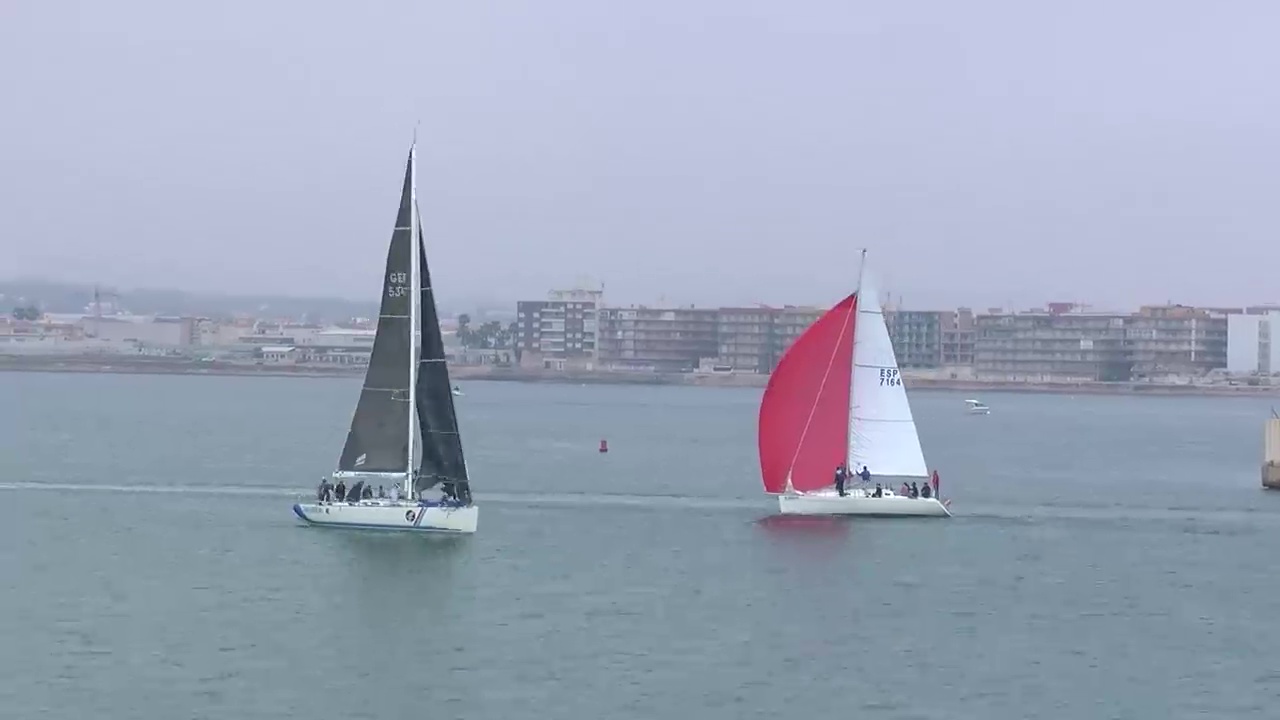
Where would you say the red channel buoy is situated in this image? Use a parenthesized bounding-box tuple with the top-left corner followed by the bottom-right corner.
(599, 439, 609, 453)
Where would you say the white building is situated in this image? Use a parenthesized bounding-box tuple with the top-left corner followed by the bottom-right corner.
(515, 288, 603, 369)
(313, 328, 376, 349)
(88, 315, 194, 347)
(304, 328, 375, 364)
(1227, 312, 1280, 375)
(259, 345, 299, 364)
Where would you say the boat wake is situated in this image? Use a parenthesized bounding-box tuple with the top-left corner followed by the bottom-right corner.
(5, 482, 1268, 526)
(0, 481, 289, 497)
(481, 491, 759, 511)
(0, 482, 760, 511)
(959, 502, 1280, 528)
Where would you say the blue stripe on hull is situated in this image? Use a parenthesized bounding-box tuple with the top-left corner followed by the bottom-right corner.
(291, 503, 467, 533)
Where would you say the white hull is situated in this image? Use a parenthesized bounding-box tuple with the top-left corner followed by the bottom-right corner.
(777, 488, 951, 517)
(293, 499, 478, 534)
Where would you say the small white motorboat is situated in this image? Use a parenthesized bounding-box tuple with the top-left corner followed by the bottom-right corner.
(964, 398, 990, 415)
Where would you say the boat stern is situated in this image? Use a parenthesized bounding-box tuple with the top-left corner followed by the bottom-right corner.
(437, 504, 480, 534)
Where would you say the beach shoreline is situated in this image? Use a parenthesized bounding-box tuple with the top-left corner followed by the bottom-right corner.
(1, 354, 1277, 398)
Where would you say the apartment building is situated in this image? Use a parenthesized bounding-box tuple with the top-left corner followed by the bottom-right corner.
(504, 291, 1227, 381)
(509, 298, 828, 374)
(718, 302, 968, 374)
(772, 306, 826, 366)
(515, 288, 602, 369)
(876, 307, 977, 370)
(884, 310, 943, 368)
(714, 306, 774, 373)
(715, 305, 824, 373)
(973, 302, 1229, 382)
(597, 306, 719, 371)
(1125, 304, 1227, 378)
(941, 308, 976, 366)
(974, 305, 1131, 381)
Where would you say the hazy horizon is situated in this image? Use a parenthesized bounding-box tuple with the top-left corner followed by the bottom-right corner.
(6, 272, 1273, 317)
(3, 1, 1278, 311)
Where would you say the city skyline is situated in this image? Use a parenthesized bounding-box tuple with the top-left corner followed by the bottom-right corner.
(5, 279, 1273, 385)
(6, 274, 1280, 320)
(7, 274, 1280, 321)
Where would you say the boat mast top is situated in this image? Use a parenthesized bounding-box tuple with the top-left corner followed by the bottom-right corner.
(405, 140, 419, 499)
(854, 248, 868, 299)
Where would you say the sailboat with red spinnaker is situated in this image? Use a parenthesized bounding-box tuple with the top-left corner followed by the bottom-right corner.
(757, 251, 951, 518)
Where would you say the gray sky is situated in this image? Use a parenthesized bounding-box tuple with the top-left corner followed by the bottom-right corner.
(2, 0, 1277, 312)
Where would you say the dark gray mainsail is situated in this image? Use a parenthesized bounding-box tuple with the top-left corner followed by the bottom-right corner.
(336, 153, 415, 474)
(413, 224, 470, 500)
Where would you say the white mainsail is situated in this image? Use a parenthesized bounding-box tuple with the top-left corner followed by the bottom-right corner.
(845, 267, 929, 478)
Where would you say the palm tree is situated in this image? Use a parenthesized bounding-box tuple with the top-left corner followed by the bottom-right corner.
(456, 313, 472, 348)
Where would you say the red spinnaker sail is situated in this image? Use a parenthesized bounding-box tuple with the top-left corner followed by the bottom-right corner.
(757, 294, 856, 494)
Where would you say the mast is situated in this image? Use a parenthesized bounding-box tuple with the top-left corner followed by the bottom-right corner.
(846, 248, 867, 467)
(855, 250, 868, 293)
(405, 142, 419, 499)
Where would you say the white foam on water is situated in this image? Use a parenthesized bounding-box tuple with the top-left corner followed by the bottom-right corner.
(0, 481, 761, 511)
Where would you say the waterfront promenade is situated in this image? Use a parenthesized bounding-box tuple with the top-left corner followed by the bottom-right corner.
(2, 353, 1277, 398)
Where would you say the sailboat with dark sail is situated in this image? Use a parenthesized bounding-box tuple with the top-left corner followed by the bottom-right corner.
(293, 144, 478, 534)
